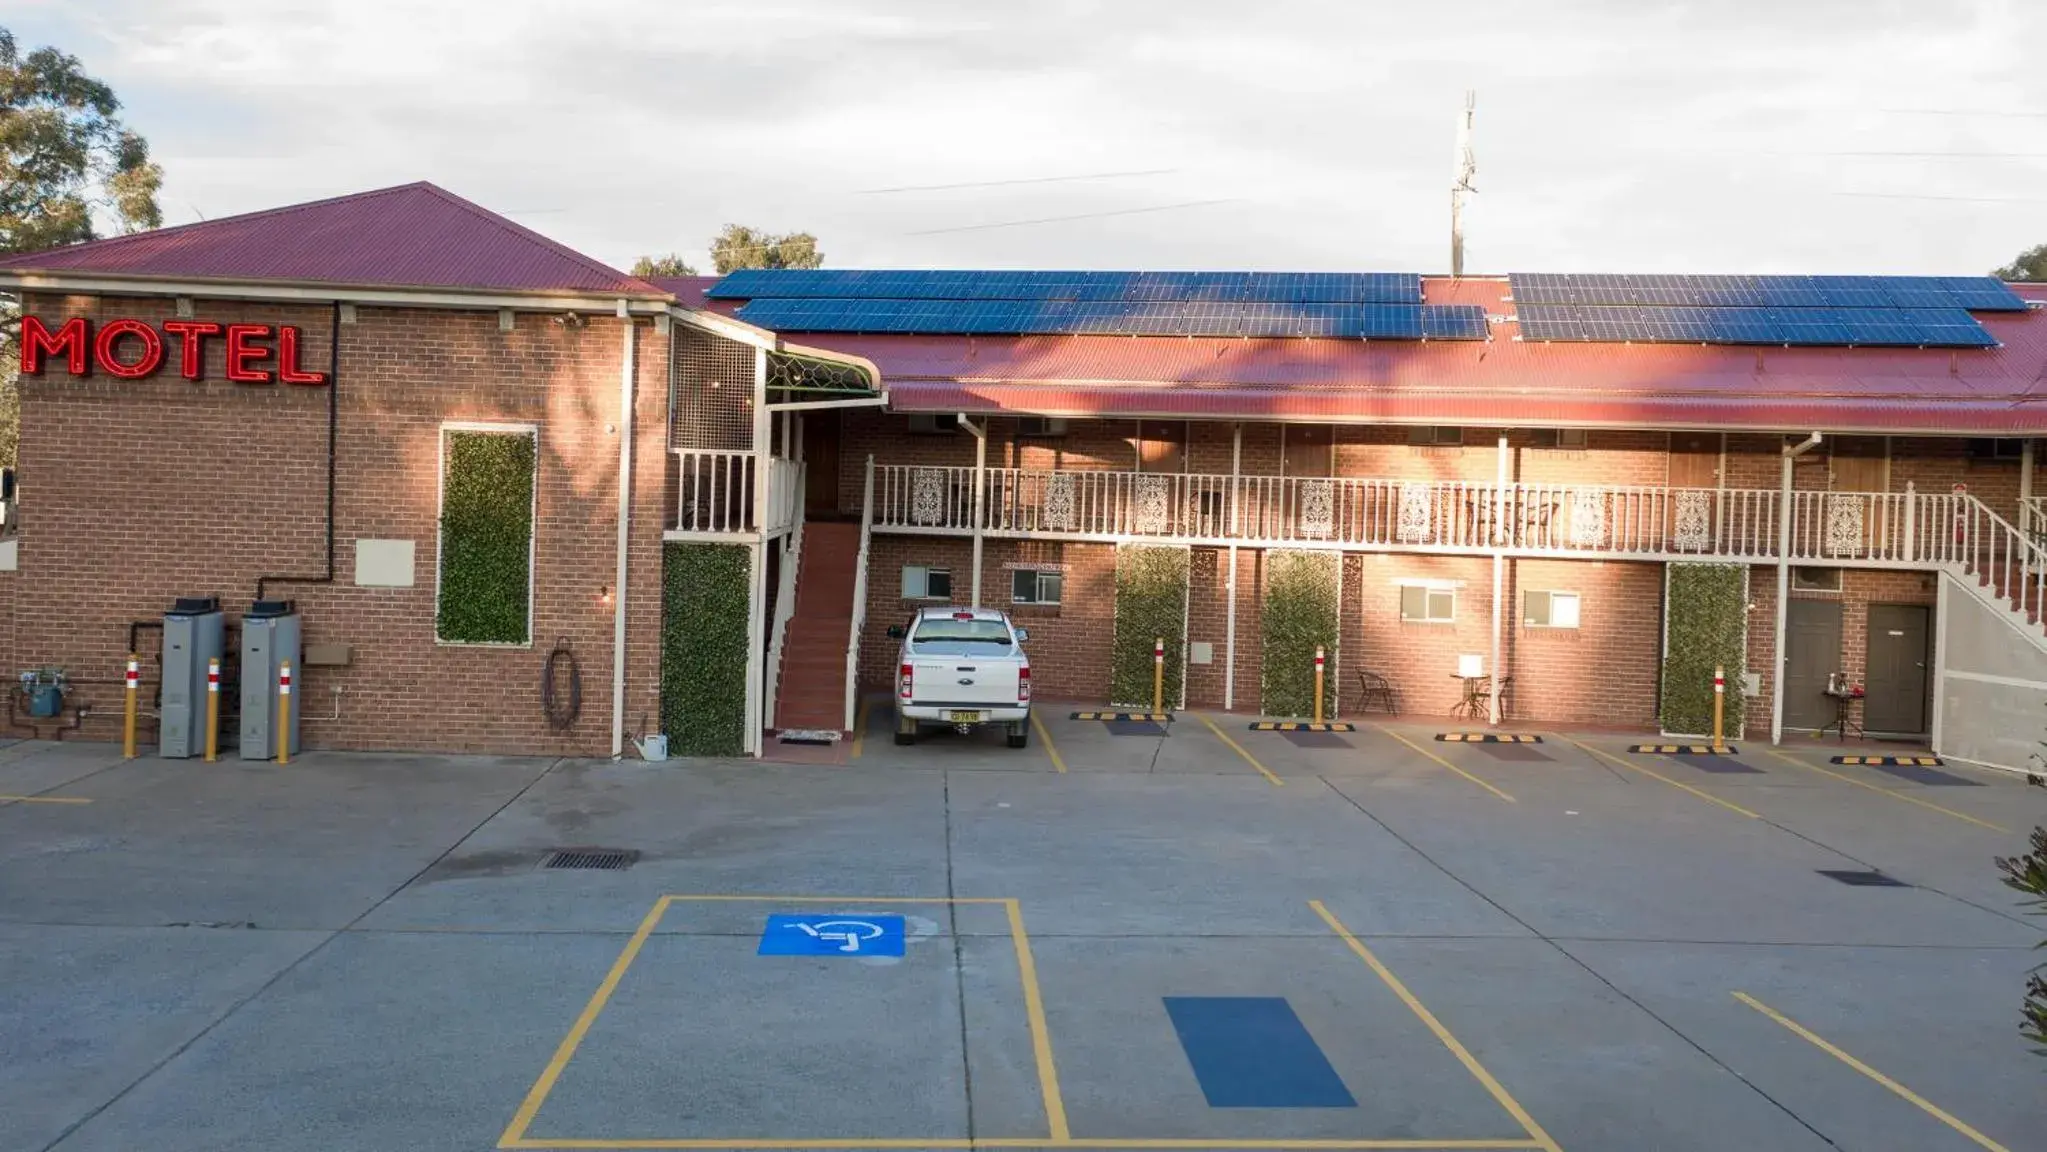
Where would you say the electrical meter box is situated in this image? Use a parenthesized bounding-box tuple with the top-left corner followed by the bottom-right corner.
(240, 600, 301, 760)
(159, 597, 224, 758)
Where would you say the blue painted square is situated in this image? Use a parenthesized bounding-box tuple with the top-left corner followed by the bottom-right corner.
(1164, 996, 1356, 1108)
(758, 914, 906, 957)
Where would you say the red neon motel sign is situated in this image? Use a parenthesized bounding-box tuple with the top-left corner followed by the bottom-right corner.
(18, 316, 328, 385)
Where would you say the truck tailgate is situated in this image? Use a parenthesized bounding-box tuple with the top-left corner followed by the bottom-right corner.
(909, 658, 1020, 708)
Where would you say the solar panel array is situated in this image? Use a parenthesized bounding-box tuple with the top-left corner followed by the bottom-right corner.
(708, 269, 1424, 305)
(1507, 273, 2019, 348)
(732, 297, 1489, 341)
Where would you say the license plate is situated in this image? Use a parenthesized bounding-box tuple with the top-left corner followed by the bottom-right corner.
(947, 710, 985, 723)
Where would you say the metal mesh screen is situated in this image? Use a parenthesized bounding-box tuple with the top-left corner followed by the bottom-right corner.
(672, 327, 756, 451)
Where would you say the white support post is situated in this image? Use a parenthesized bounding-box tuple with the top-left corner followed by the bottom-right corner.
(744, 346, 770, 755)
(1224, 423, 1243, 711)
(1490, 433, 1507, 724)
(963, 415, 987, 606)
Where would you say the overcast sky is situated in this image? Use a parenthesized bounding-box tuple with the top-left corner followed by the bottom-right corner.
(15, 0, 2047, 276)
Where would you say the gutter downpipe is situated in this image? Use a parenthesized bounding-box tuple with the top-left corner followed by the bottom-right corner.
(1225, 423, 1242, 711)
(1771, 431, 1824, 746)
(961, 415, 987, 606)
(611, 300, 635, 759)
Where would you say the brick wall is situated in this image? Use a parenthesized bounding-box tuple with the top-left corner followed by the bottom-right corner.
(15, 293, 669, 756)
(1741, 565, 1938, 735)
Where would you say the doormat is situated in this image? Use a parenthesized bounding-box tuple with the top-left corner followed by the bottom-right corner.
(776, 729, 842, 745)
(1248, 722, 1355, 732)
(1631, 744, 1737, 755)
(1832, 755, 1941, 767)
(1436, 733, 1541, 744)
(1072, 711, 1173, 722)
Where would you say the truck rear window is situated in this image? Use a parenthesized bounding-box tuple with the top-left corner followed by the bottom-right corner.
(912, 620, 1012, 645)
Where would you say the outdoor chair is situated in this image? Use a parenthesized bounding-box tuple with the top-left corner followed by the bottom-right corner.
(1354, 669, 1397, 715)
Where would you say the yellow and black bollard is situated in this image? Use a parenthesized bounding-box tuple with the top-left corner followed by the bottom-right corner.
(204, 657, 220, 762)
(1153, 637, 1165, 716)
(122, 653, 140, 759)
(277, 660, 293, 765)
(1313, 645, 1327, 727)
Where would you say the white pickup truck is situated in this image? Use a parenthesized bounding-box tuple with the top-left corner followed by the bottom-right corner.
(888, 607, 1033, 747)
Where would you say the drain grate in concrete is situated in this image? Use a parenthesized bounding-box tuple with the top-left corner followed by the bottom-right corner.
(1817, 869, 1909, 888)
(541, 848, 640, 871)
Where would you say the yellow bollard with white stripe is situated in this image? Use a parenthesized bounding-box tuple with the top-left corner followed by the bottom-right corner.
(276, 660, 292, 765)
(1153, 636, 1165, 716)
(122, 653, 140, 759)
(1313, 645, 1327, 727)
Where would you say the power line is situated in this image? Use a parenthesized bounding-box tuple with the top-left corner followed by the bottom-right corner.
(905, 198, 1237, 236)
(1836, 191, 2047, 203)
(857, 169, 1178, 194)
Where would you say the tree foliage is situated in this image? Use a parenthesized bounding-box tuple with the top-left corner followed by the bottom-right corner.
(710, 224, 823, 274)
(0, 26, 164, 466)
(630, 253, 697, 277)
(1994, 244, 2047, 283)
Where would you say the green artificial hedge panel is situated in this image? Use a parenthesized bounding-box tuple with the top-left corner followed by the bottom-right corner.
(1262, 550, 1340, 719)
(1110, 545, 1189, 707)
(662, 543, 751, 757)
(436, 430, 536, 644)
(1659, 563, 1746, 736)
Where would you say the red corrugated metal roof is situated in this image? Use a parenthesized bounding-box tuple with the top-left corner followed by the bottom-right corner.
(0, 182, 662, 296)
(755, 276, 2047, 433)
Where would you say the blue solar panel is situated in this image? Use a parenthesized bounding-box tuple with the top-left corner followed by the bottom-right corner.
(1878, 277, 1955, 309)
(1898, 307, 1999, 347)
(1755, 277, 1830, 308)
(1769, 307, 1853, 345)
(1420, 304, 1488, 340)
(1810, 276, 1890, 308)
(1833, 308, 1926, 345)
(1354, 305, 1422, 339)
(1514, 303, 1582, 339)
(1939, 276, 2029, 311)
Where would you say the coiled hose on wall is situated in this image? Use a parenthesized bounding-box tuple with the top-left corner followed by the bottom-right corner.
(542, 637, 581, 732)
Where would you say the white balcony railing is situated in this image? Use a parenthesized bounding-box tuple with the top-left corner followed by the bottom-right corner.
(869, 465, 2013, 566)
(673, 449, 802, 537)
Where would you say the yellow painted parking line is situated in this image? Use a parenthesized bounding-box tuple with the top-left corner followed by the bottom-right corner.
(1378, 726, 1515, 804)
(1733, 992, 2011, 1152)
(850, 697, 870, 760)
(499, 896, 673, 1148)
(1198, 715, 1284, 786)
(1031, 712, 1067, 774)
(1763, 750, 2009, 834)
(1566, 738, 1760, 819)
(1005, 898, 1070, 1142)
(1312, 902, 1563, 1152)
(0, 794, 93, 804)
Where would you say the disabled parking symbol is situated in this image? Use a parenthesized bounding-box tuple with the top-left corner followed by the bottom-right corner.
(758, 913, 907, 957)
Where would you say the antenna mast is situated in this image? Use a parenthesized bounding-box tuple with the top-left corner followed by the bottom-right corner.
(1451, 90, 1477, 278)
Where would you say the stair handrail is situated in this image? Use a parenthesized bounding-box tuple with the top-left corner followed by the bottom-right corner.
(844, 455, 876, 732)
(763, 461, 804, 731)
(1946, 491, 2047, 625)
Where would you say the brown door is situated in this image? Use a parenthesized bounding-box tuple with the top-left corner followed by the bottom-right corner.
(1283, 425, 1334, 476)
(802, 411, 841, 517)
(1864, 604, 1929, 733)
(1830, 437, 1887, 493)
(1783, 599, 1843, 730)
(1668, 432, 1720, 488)
(1136, 420, 1187, 472)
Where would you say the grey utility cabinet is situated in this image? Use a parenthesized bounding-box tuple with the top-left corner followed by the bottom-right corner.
(240, 601, 301, 760)
(159, 597, 224, 758)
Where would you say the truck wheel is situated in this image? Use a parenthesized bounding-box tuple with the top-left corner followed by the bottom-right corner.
(1007, 720, 1030, 749)
(894, 714, 917, 746)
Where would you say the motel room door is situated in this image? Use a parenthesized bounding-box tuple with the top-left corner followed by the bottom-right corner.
(1668, 432, 1721, 550)
(1783, 599, 1843, 731)
(1864, 603, 1930, 734)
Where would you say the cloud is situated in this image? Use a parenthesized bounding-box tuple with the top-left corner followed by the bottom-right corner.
(10, 0, 2047, 274)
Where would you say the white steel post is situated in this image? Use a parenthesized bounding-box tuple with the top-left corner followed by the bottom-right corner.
(964, 416, 987, 606)
(610, 301, 635, 759)
(1772, 432, 1822, 746)
(744, 346, 770, 754)
(1224, 423, 1242, 711)
(1490, 432, 1507, 724)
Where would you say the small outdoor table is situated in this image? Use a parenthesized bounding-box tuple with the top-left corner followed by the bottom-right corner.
(1821, 688, 1866, 742)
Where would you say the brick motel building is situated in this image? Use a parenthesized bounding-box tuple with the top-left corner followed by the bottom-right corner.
(6, 182, 2047, 772)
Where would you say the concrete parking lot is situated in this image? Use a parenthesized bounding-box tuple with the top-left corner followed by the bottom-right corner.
(3, 709, 2043, 1152)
